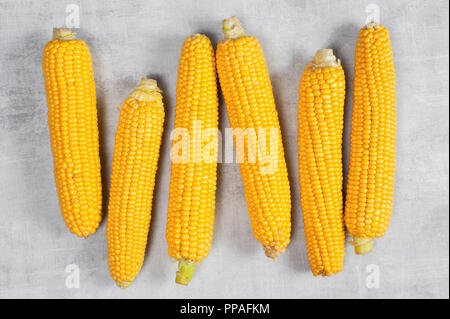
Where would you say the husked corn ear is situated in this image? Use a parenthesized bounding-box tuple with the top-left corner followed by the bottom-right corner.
(345, 23, 396, 254)
(298, 49, 346, 276)
(107, 79, 165, 289)
(42, 28, 102, 237)
(166, 34, 219, 285)
(216, 17, 291, 259)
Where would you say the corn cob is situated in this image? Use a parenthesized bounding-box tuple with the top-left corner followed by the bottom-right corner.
(216, 17, 291, 259)
(297, 49, 346, 276)
(42, 28, 101, 237)
(345, 23, 396, 254)
(166, 34, 219, 285)
(107, 79, 165, 289)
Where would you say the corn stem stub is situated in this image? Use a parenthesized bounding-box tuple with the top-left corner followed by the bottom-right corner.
(352, 237, 374, 255)
(176, 259, 197, 286)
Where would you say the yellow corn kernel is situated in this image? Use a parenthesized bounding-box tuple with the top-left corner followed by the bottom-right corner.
(298, 49, 346, 276)
(216, 17, 291, 259)
(345, 23, 396, 254)
(106, 79, 165, 289)
(42, 28, 102, 237)
(166, 34, 219, 285)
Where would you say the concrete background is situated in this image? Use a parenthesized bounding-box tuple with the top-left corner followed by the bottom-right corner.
(0, 0, 448, 299)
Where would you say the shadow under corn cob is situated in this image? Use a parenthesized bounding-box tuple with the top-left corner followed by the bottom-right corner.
(106, 79, 165, 289)
(42, 28, 102, 237)
(166, 34, 219, 285)
(297, 49, 346, 276)
(216, 17, 291, 259)
(345, 23, 396, 254)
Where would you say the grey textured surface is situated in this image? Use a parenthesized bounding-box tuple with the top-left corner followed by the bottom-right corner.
(0, 0, 448, 299)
